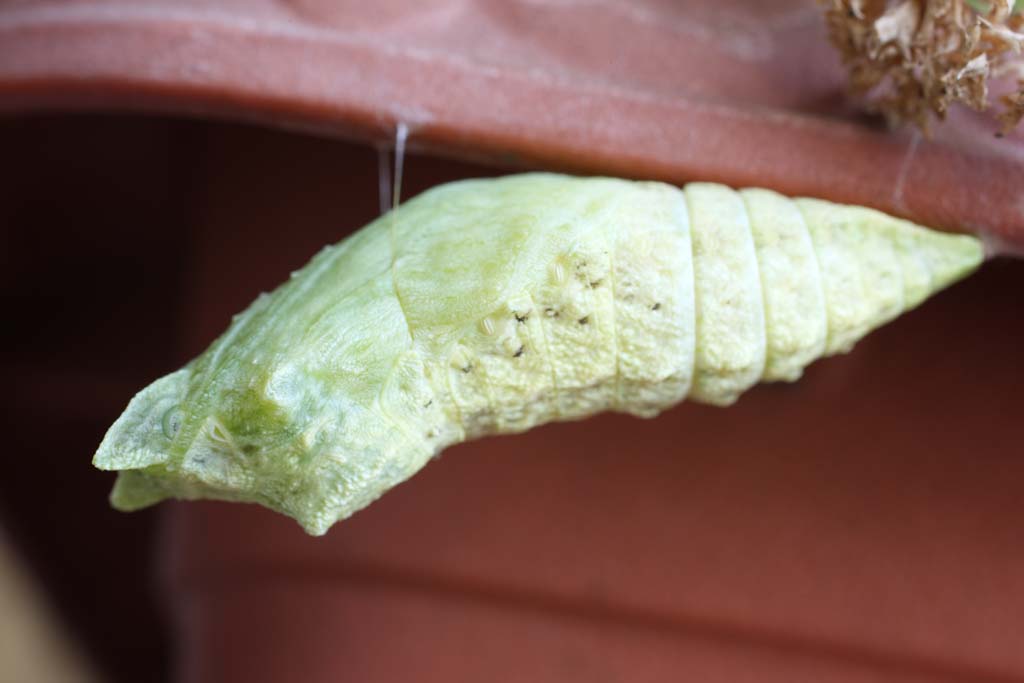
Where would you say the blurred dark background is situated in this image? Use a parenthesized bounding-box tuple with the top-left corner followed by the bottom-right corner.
(3, 114, 188, 683)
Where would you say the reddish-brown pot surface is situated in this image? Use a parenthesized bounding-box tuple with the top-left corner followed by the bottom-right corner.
(1, 1, 1023, 682)
(1, 0, 1023, 246)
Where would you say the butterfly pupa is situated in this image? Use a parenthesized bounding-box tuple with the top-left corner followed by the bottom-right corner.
(93, 173, 984, 535)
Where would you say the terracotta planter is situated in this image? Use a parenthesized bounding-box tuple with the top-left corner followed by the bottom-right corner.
(2, 1, 1022, 682)
(2, 0, 1022, 247)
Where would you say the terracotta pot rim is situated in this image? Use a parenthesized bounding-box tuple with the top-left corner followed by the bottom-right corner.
(2, 4, 1021, 245)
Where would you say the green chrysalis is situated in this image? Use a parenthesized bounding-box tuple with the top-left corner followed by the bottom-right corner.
(93, 174, 984, 534)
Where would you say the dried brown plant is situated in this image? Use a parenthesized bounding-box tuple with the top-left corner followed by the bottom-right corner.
(822, 0, 1024, 135)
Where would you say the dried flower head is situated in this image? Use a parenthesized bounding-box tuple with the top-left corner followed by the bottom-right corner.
(823, 0, 1024, 135)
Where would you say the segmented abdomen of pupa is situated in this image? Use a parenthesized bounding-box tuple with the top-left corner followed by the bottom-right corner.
(391, 174, 981, 437)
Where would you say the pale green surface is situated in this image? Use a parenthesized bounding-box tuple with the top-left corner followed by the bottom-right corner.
(94, 174, 984, 534)
(685, 183, 767, 405)
(740, 188, 827, 382)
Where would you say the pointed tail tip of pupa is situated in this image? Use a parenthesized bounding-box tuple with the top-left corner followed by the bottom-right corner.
(918, 230, 986, 295)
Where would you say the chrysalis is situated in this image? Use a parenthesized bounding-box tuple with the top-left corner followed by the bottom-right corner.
(94, 174, 983, 534)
